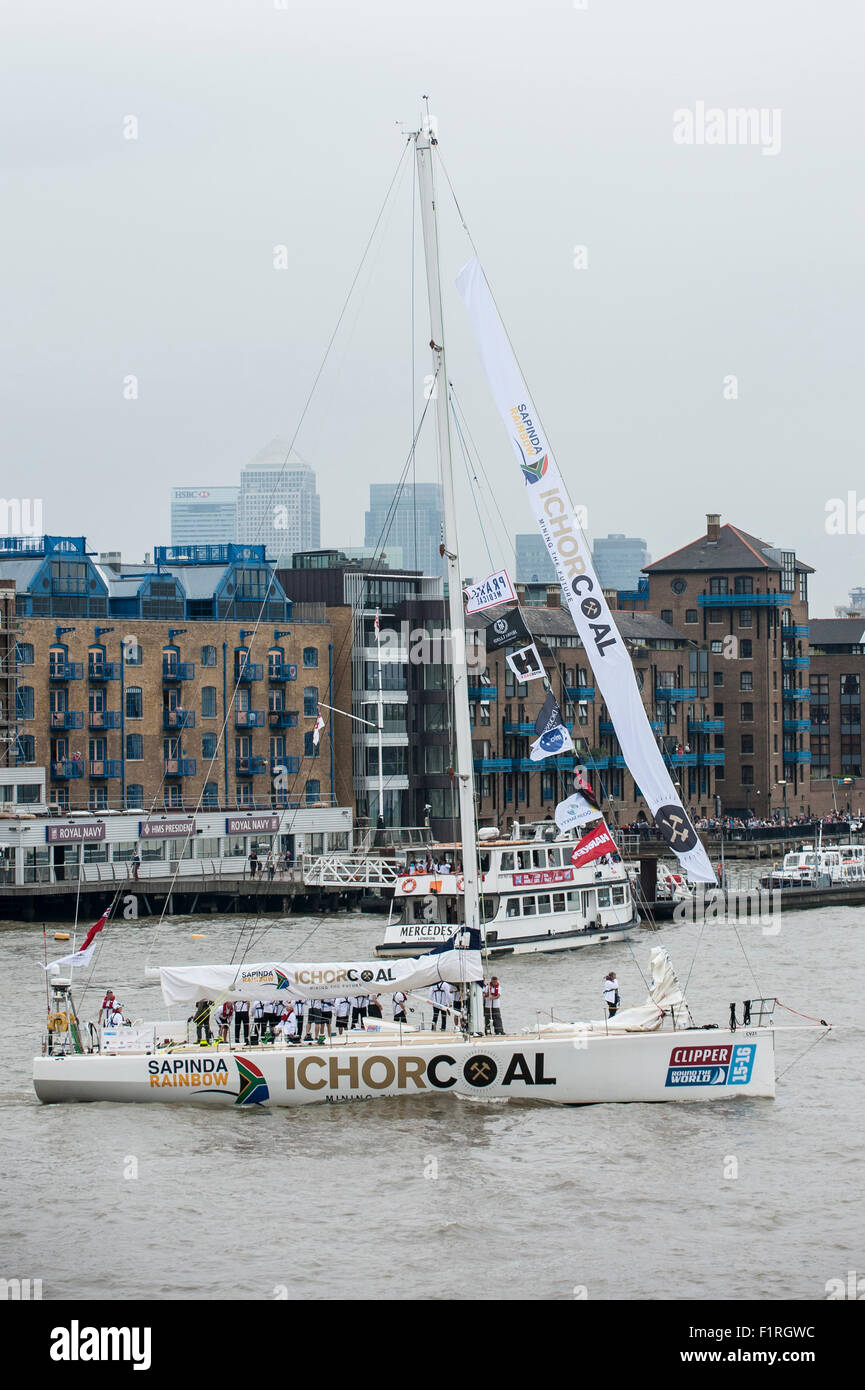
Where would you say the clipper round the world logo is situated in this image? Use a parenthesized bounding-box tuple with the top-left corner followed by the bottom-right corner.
(463, 1054, 497, 1087)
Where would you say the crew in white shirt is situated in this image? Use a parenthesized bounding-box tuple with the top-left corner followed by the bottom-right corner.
(393, 990, 408, 1024)
(428, 980, 453, 1031)
(604, 972, 620, 1018)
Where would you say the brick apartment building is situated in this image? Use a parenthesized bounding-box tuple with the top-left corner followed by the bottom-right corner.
(3, 537, 351, 813)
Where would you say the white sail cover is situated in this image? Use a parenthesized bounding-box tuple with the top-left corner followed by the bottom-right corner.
(457, 257, 715, 885)
(533, 947, 693, 1035)
(159, 942, 483, 1009)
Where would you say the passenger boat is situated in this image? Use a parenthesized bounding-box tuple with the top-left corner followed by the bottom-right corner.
(377, 820, 636, 957)
(763, 843, 865, 889)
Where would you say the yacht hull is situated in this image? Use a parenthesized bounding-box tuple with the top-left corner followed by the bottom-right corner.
(33, 1026, 774, 1107)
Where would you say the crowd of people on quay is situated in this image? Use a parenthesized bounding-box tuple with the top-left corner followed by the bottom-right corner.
(182, 976, 507, 1045)
(622, 812, 859, 836)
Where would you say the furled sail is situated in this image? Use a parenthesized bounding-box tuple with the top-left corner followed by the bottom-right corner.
(159, 933, 483, 1008)
(457, 257, 716, 884)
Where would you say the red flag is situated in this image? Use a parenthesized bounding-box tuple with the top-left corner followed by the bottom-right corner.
(78, 910, 109, 955)
(571, 823, 617, 870)
(43, 909, 109, 970)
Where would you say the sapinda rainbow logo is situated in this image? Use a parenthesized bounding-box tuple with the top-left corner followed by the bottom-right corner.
(234, 1055, 269, 1106)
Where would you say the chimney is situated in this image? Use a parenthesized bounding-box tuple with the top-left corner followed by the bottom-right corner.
(706, 514, 721, 543)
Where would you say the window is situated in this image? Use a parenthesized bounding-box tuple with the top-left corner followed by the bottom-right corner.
(201, 646, 217, 667)
(126, 733, 143, 761)
(126, 686, 143, 719)
(713, 702, 724, 716)
(740, 672, 753, 691)
(304, 731, 320, 758)
(126, 785, 144, 809)
(709, 609, 723, 624)
(89, 785, 108, 811)
(303, 647, 318, 668)
(741, 702, 754, 721)
(303, 686, 318, 717)
(684, 610, 698, 624)
(741, 765, 754, 785)
(740, 639, 752, 657)
(202, 733, 218, 758)
(738, 609, 752, 628)
(305, 779, 321, 805)
(16, 735, 35, 763)
(203, 782, 219, 808)
(713, 671, 724, 686)
(842, 674, 861, 696)
(15, 642, 34, 665)
(201, 687, 217, 718)
(17, 686, 34, 720)
(741, 734, 754, 753)
(734, 576, 754, 594)
(710, 640, 723, 654)
(709, 577, 729, 595)
(660, 609, 673, 625)
(124, 639, 142, 665)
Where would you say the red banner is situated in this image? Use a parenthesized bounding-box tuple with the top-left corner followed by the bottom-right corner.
(571, 823, 617, 869)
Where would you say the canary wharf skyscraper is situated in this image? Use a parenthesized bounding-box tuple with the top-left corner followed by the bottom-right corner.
(364, 482, 444, 576)
(236, 438, 321, 563)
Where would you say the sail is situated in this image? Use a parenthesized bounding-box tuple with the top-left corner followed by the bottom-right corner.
(457, 257, 716, 884)
(159, 933, 483, 1008)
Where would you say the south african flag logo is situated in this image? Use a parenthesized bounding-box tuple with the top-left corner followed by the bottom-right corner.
(234, 1056, 270, 1106)
(519, 451, 548, 486)
(274, 969, 291, 990)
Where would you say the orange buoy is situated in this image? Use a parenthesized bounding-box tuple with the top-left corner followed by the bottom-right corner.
(54, 932, 71, 942)
(190, 933, 206, 939)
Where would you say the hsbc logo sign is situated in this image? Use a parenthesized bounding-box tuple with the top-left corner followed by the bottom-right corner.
(173, 489, 211, 499)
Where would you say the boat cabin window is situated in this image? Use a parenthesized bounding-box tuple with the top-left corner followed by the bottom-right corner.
(552, 892, 566, 912)
(500, 851, 514, 871)
(612, 885, 627, 905)
(547, 847, 562, 867)
(517, 851, 532, 871)
(597, 887, 611, 908)
(537, 893, 551, 914)
(479, 852, 491, 873)
(506, 897, 520, 918)
(522, 896, 537, 916)
(566, 890, 581, 910)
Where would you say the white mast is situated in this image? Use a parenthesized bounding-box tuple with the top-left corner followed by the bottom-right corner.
(376, 608, 385, 831)
(414, 127, 482, 971)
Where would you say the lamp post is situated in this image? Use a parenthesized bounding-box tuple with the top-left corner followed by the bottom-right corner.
(777, 778, 788, 827)
(842, 776, 853, 818)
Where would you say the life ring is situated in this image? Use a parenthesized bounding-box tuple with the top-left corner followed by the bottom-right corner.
(401, 878, 416, 893)
(456, 877, 465, 891)
(47, 1012, 68, 1032)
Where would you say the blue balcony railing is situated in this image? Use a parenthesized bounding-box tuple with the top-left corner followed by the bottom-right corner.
(273, 756, 301, 775)
(783, 719, 811, 732)
(164, 758, 197, 776)
(269, 710, 299, 729)
(783, 751, 812, 764)
(49, 662, 83, 681)
(781, 624, 809, 638)
(656, 687, 697, 701)
(51, 760, 84, 779)
(236, 756, 267, 775)
(469, 687, 497, 701)
(668, 752, 697, 766)
(698, 751, 726, 764)
(162, 661, 195, 682)
(698, 593, 793, 608)
(89, 760, 122, 779)
(783, 657, 810, 670)
(163, 709, 196, 730)
(783, 687, 811, 701)
(234, 662, 264, 683)
(88, 662, 120, 682)
(268, 664, 298, 683)
(49, 711, 84, 730)
(564, 686, 595, 701)
(688, 719, 725, 733)
(89, 711, 122, 730)
(235, 710, 265, 729)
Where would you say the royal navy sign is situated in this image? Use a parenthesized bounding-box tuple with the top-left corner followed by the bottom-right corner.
(226, 815, 280, 833)
(46, 822, 106, 843)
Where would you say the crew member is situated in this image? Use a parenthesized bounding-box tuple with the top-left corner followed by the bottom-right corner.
(429, 980, 453, 1031)
(393, 990, 408, 1025)
(604, 972, 620, 1018)
(484, 977, 504, 1034)
(234, 998, 250, 1044)
(193, 998, 213, 1043)
(215, 999, 233, 1043)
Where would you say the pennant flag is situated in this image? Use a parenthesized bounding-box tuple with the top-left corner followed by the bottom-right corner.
(534, 692, 561, 736)
(573, 766, 601, 811)
(374, 614, 380, 640)
(571, 822, 618, 869)
(43, 909, 109, 970)
(555, 792, 604, 831)
(484, 607, 532, 652)
(464, 569, 516, 615)
(312, 713, 326, 747)
(457, 256, 716, 884)
(530, 724, 575, 761)
(505, 642, 545, 682)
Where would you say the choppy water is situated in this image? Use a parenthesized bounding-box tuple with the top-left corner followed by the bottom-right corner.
(1, 905, 860, 1301)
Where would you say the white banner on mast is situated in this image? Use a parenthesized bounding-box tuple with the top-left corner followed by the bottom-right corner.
(457, 257, 715, 883)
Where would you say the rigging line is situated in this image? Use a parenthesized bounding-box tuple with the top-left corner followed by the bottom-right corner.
(447, 386, 507, 564)
(411, 153, 419, 575)
(776, 1027, 833, 1083)
(451, 396, 495, 573)
(449, 384, 516, 571)
(728, 918, 764, 996)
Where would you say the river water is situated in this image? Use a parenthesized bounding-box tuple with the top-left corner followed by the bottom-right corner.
(1, 905, 860, 1302)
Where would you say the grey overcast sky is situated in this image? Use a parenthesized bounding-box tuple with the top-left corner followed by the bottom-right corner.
(2, 0, 863, 613)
